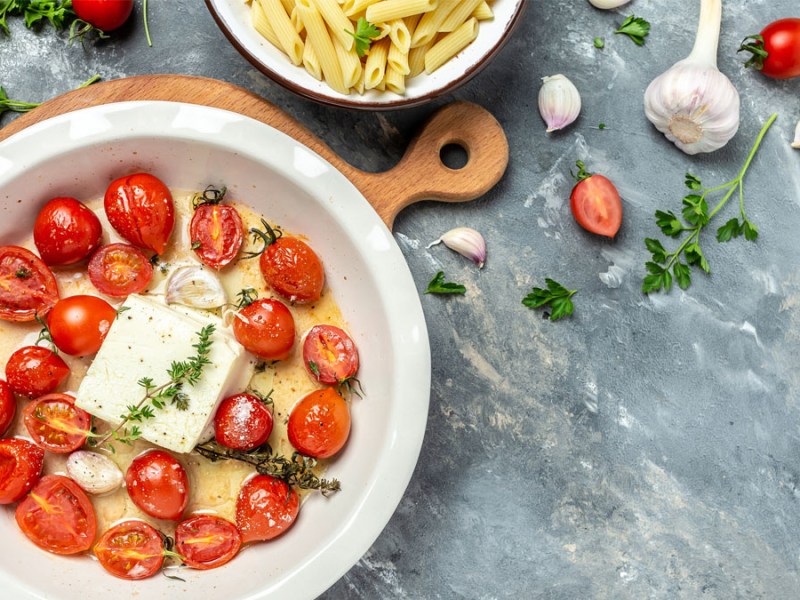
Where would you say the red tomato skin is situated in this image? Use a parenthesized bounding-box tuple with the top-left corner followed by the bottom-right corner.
(33, 197, 103, 266)
(233, 298, 295, 361)
(288, 388, 351, 459)
(0, 438, 44, 504)
(5, 346, 70, 398)
(236, 475, 299, 544)
(23, 393, 91, 454)
(303, 325, 359, 385)
(0, 246, 60, 322)
(126, 450, 189, 521)
(104, 173, 175, 255)
(190, 204, 244, 269)
(260, 237, 324, 303)
(88, 243, 153, 297)
(175, 515, 242, 570)
(0, 380, 16, 435)
(72, 0, 133, 32)
(755, 19, 800, 80)
(214, 394, 274, 451)
(94, 520, 164, 580)
(48, 295, 116, 356)
(16, 474, 97, 554)
(570, 174, 623, 238)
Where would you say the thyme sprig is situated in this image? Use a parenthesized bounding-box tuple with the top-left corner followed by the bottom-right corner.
(241, 219, 282, 260)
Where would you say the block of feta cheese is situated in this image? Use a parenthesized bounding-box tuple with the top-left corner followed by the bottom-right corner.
(76, 294, 255, 454)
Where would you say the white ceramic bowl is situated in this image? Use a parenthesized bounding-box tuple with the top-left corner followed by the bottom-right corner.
(206, 0, 527, 110)
(0, 102, 430, 599)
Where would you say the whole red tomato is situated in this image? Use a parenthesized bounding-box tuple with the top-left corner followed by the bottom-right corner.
(126, 450, 189, 521)
(0, 379, 16, 435)
(236, 475, 299, 543)
(740, 18, 800, 80)
(260, 237, 324, 303)
(287, 388, 351, 459)
(5, 345, 70, 398)
(104, 173, 175, 255)
(0, 246, 60, 322)
(73, 0, 133, 32)
(48, 295, 116, 356)
(33, 197, 102, 266)
(569, 161, 622, 238)
(0, 438, 44, 504)
(214, 393, 273, 451)
(233, 298, 295, 360)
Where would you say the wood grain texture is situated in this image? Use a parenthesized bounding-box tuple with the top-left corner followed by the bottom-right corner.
(0, 75, 509, 229)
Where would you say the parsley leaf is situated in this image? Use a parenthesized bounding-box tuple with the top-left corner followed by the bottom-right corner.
(594, 37, 605, 49)
(615, 15, 651, 46)
(522, 279, 577, 321)
(425, 271, 466, 295)
(346, 17, 380, 57)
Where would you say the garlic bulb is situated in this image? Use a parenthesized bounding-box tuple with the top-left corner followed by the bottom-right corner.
(538, 75, 581, 133)
(66, 451, 123, 495)
(643, 0, 739, 155)
(792, 119, 800, 149)
(166, 266, 227, 309)
(427, 227, 486, 268)
(588, 0, 631, 8)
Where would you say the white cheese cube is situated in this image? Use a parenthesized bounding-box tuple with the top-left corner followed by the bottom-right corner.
(76, 294, 255, 454)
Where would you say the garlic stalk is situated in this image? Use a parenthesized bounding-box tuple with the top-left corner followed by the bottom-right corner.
(66, 451, 124, 495)
(427, 227, 486, 268)
(643, 0, 739, 155)
(588, 0, 631, 9)
(792, 119, 800, 149)
(538, 75, 581, 133)
(166, 266, 227, 309)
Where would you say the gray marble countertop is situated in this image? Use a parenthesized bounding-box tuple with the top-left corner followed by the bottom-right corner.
(2, 0, 800, 598)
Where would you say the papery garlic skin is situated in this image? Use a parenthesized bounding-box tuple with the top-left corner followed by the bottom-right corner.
(165, 266, 227, 309)
(427, 227, 486, 268)
(588, 0, 631, 8)
(792, 119, 800, 149)
(538, 75, 581, 133)
(66, 451, 124, 495)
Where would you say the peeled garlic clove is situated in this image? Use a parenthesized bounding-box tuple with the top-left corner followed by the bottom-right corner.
(427, 227, 486, 268)
(538, 75, 581, 133)
(166, 266, 227, 309)
(792, 119, 800, 149)
(588, 0, 631, 8)
(66, 451, 123, 495)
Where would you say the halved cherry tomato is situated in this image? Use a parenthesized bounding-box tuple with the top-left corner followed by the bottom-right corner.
(0, 246, 60, 322)
(0, 379, 15, 435)
(95, 520, 164, 580)
(214, 393, 273, 451)
(0, 438, 44, 504)
(104, 173, 175, 255)
(5, 345, 69, 398)
(740, 19, 800, 80)
(88, 243, 153, 297)
(190, 204, 244, 269)
(260, 237, 324, 303)
(73, 0, 133, 32)
(569, 161, 622, 238)
(233, 298, 295, 361)
(48, 295, 116, 356)
(126, 450, 189, 521)
(23, 393, 91, 454)
(175, 515, 242, 570)
(287, 388, 351, 459)
(303, 325, 359, 385)
(16, 474, 97, 554)
(236, 474, 299, 543)
(33, 197, 102, 266)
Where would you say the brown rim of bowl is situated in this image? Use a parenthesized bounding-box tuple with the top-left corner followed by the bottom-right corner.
(204, 0, 528, 111)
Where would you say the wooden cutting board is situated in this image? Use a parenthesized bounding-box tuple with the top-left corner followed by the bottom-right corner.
(0, 75, 509, 230)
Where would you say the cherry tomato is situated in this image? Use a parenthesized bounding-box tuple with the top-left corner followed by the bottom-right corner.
(16, 474, 97, 554)
(233, 298, 295, 361)
(126, 450, 189, 521)
(740, 19, 800, 80)
(175, 515, 242, 570)
(569, 162, 622, 238)
(0, 246, 60, 322)
(23, 393, 91, 454)
(260, 237, 324, 303)
(0, 379, 15, 435)
(33, 197, 102, 266)
(73, 0, 133, 32)
(104, 173, 175, 255)
(0, 438, 44, 504)
(5, 345, 69, 398)
(190, 204, 244, 269)
(94, 520, 164, 580)
(88, 243, 153, 297)
(48, 295, 116, 356)
(236, 475, 299, 544)
(303, 325, 359, 385)
(287, 388, 351, 459)
(214, 393, 273, 451)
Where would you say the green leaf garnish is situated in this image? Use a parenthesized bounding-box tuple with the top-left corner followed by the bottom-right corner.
(615, 15, 651, 46)
(522, 279, 577, 321)
(345, 17, 380, 57)
(425, 271, 466, 295)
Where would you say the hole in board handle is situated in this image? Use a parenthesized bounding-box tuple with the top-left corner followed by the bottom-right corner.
(439, 143, 469, 170)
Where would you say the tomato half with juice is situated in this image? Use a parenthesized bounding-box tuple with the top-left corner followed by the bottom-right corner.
(0, 438, 44, 504)
(23, 393, 91, 454)
(569, 161, 622, 238)
(48, 295, 117, 356)
(287, 387, 351, 459)
(16, 474, 97, 554)
(0, 246, 59, 322)
(5, 345, 70, 398)
(190, 204, 244, 269)
(740, 18, 800, 80)
(0, 380, 14, 435)
(104, 173, 175, 255)
(73, 0, 133, 31)
(233, 298, 295, 361)
(125, 450, 189, 521)
(236, 474, 299, 543)
(303, 325, 359, 385)
(214, 393, 274, 451)
(175, 515, 242, 570)
(88, 243, 153, 297)
(94, 520, 164, 580)
(260, 237, 324, 303)
(33, 197, 102, 266)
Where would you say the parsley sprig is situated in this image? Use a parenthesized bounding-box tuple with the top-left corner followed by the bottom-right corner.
(1, 74, 99, 119)
(615, 15, 650, 46)
(0, 0, 74, 35)
(522, 279, 577, 321)
(425, 271, 466, 295)
(642, 114, 777, 294)
(345, 17, 380, 57)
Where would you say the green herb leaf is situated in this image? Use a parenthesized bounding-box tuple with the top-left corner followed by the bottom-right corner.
(346, 17, 380, 58)
(594, 36, 605, 49)
(308, 360, 320, 379)
(615, 15, 651, 46)
(522, 279, 577, 321)
(425, 271, 466, 295)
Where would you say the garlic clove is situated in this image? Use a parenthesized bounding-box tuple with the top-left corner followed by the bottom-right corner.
(66, 451, 124, 495)
(538, 74, 581, 133)
(427, 227, 486, 268)
(792, 119, 800, 149)
(588, 0, 631, 8)
(165, 266, 227, 309)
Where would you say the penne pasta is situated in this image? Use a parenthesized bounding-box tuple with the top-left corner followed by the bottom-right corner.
(333, 34, 363, 89)
(364, 37, 390, 90)
(250, 0, 281, 48)
(384, 66, 406, 94)
(342, 0, 380, 17)
(278, 0, 294, 13)
(290, 7, 305, 34)
(296, 0, 349, 94)
(439, 0, 483, 33)
(411, 0, 459, 47)
(258, 0, 304, 65)
(366, 0, 438, 24)
(424, 17, 479, 74)
(407, 39, 433, 78)
(302, 38, 323, 80)
(387, 41, 410, 75)
(472, 1, 493, 21)
(311, 0, 355, 51)
(388, 19, 411, 53)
